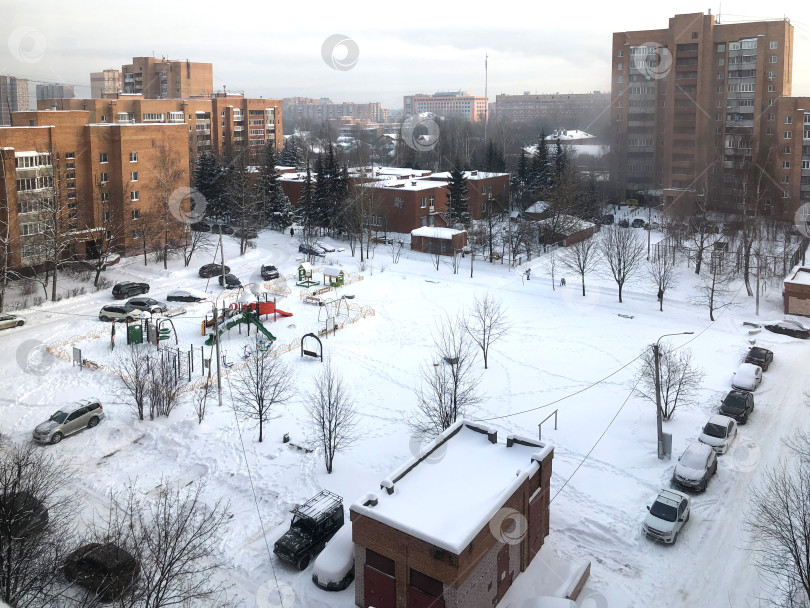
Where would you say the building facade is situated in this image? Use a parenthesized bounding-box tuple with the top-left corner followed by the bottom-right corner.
(0, 76, 30, 125)
(121, 57, 213, 99)
(0, 110, 189, 269)
(404, 92, 489, 122)
(351, 421, 554, 608)
(494, 92, 610, 125)
(36, 84, 75, 101)
(90, 69, 123, 99)
(282, 97, 388, 123)
(611, 13, 798, 218)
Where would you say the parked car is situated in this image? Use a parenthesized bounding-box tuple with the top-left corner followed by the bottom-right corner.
(672, 442, 718, 492)
(645, 221, 660, 230)
(0, 491, 48, 538)
(210, 223, 234, 235)
(190, 221, 211, 232)
(631, 218, 646, 228)
(732, 362, 763, 391)
(112, 282, 149, 299)
(126, 297, 168, 313)
(234, 228, 258, 240)
(312, 522, 354, 591)
(218, 274, 242, 289)
(99, 304, 139, 323)
(0, 313, 26, 330)
(698, 414, 738, 454)
(617, 218, 630, 228)
(33, 400, 104, 444)
(316, 242, 336, 253)
(299, 243, 323, 256)
(166, 288, 207, 303)
(719, 389, 755, 424)
(261, 264, 280, 280)
(745, 347, 774, 371)
(64, 542, 140, 602)
(274, 490, 344, 571)
(642, 488, 690, 544)
(198, 263, 230, 278)
(764, 320, 810, 340)
(601, 214, 615, 225)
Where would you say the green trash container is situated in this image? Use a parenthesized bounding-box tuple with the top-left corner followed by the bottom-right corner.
(127, 324, 143, 345)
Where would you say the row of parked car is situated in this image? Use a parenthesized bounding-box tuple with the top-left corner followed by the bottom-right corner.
(643, 345, 774, 545)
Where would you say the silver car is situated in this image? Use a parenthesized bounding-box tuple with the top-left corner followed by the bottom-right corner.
(33, 400, 104, 444)
(0, 313, 26, 330)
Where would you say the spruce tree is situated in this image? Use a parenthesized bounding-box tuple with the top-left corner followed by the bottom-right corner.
(446, 162, 470, 226)
(300, 166, 316, 234)
(194, 152, 224, 220)
(530, 130, 551, 196)
(554, 136, 568, 180)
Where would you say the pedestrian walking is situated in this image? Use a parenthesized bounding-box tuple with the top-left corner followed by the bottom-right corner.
(526, 268, 531, 281)
(290, 227, 294, 237)
(560, 277, 566, 287)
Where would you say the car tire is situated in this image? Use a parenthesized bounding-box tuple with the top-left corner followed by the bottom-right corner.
(685, 510, 690, 523)
(671, 531, 678, 544)
(50, 432, 63, 445)
(16, 321, 24, 327)
(296, 554, 310, 571)
(100, 315, 110, 322)
(88, 416, 99, 428)
(699, 480, 707, 492)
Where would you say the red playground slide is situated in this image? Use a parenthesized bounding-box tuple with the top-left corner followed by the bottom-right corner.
(245, 301, 293, 318)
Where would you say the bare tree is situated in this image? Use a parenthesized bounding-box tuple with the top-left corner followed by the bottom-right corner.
(91, 479, 233, 608)
(38, 151, 73, 301)
(226, 149, 261, 257)
(147, 352, 183, 419)
(85, 174, 129, 288)
(193, 377, 214, 425)
(635, 344, 704, 420)
(560, 237, 600, 297)
(0, 438, 78, 607)
(151, 137, 188, 269)
(231, 343, 295, 442)
(600, 225, 646, 303)
(747, 431, 810, 608)
(648, 249, 678, 311)
(116, 345, 152, 421)
(692, 251, 739, 321)
(429, 240, 442, 271)
(542, 248, 558, 291)
(684, 213, 716, 275)
(305, 358, 358, 473)
(389, 239, 404, 264)
(411, 315, 482, 439)
(463, 293, 509, 370)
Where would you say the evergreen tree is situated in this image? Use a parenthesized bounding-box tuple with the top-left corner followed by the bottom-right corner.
(255, 144, 278, 227)
(530, 130, 551, 196)
(279, 136, 305, 169)
(300, 166, 317, 233)
(446, 162, 470, 226)
(312, 154, 331, 230)
(273, 191, 294, 231)
(194, 152, 225, 220)
(484, 140, 505, 173)
(554, 136, 568, 182)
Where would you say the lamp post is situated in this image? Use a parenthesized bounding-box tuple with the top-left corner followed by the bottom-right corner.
(653, 331, 694, 459)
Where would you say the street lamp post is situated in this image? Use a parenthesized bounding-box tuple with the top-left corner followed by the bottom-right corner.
(653, 331, 694, 459)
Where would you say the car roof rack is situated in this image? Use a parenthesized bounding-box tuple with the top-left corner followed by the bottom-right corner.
(292, 490, 342, 524)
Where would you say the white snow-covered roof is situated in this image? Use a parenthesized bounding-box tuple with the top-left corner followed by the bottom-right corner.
(525, 201, 551, 215)
(545, 129, 595, 141)
(410, 227, 464, 239)
(351, 421, 552, 554)
(365, 178, 445, 192)
(569, 144, 609, 157)
(537, 214, 595, 235)
(323, 266, 343, 276)
(785, 267, 810, 287)
(427, 170, 508, 180)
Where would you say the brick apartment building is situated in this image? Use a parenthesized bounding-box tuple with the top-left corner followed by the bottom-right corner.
(0, 75, 30, 125)
(610, 12, 804, 219)
(121, 56, 214, 99)
(278, 167, 509, 233)
(39, 93, 283, 167)
(350, 420, 554, 608)
(36, 84, 75, 101)
(404, 92, 489, 122)
(0, 110, 189, 269)
(283, 97, 388, 123)
(90, 69, 123, 99)
(494, 92, 610, 126)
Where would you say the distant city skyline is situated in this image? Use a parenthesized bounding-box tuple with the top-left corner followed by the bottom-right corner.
(2, 0, 809, 110)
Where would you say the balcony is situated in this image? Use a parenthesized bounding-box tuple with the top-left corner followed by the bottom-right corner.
(233, 126, 244, 132)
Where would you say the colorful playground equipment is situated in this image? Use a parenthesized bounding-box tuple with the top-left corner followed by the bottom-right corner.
(125, 317, 178, 346)
(234, 300, 293, 319)
(204, 310, 277, 346)
(296, 263, 319, 287)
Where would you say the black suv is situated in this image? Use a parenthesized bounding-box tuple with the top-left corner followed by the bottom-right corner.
(719, 389, 755, 424)
(0, 491, 48, 538)
(218, 274, 241, 289)
(199, 263, 230, 278)
(64, 543, 140, 602)
(112, 282, 149, 299)
(274, 490, 344, 570)
(299, 244, 323, 256)
(261, 264, 280, 280)
(744, 347, 774, 371)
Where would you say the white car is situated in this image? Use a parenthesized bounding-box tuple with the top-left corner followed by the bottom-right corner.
(0, 313, 26, 330)
(732, 362, 762, 391)
(311, 522, 354, 591)
(643, 488, 690, 544)
(698, 414, 738, 454)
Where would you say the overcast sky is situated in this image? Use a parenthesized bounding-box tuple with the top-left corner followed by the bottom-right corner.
(1, 0, 808, 110)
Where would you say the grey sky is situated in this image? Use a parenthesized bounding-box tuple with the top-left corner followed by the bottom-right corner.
(1, 0, 808, 109)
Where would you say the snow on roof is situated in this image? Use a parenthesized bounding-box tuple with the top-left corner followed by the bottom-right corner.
(785, 267, 810, 286)
(525, 201, 551, 214)
(410, 227, 464, 239)
(351, 421, 552, 554)
(323, 266, 343, 276)
(545, 129, 595, 141)
(365, 178, 444, 192)
(427, 170, 508, 180)
(536, 214, 595, 235)
(569, 144, 609, 157)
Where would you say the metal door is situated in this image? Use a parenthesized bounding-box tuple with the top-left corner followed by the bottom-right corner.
(496, 544, 510, 601)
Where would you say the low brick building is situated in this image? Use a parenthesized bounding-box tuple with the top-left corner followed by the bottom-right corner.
(351, 420, 554, 608)
(410, 227, 467, 256)
(784, 266, 810, 317)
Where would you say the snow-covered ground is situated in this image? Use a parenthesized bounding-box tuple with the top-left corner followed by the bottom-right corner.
(0, 226, 806, 607)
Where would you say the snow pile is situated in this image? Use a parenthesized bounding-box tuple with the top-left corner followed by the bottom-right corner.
(410, 227, 464, 239)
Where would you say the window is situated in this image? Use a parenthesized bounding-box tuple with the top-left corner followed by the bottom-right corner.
(130, 171, 138, 181)
(769, 99, 776, 106)
(782, 161, 791, 169)
(770, 56, 778, 64)
(131, 190, 139, 201)
(420, 197, 427, 208)
(617, 100, 622, 108)
(103, 211, 110, 222)
(100, 172, 109, 184)
(766, 128, 774, 135)
(717, 44, 725, 53)
(785, 131, 793, 139)
(805, 130, 810, 139)
(786, 116, 793, 124)
(132, 229, 141, 239)
(691, 32, 698, 39)
(99, 153, 108, 163)
(781, 175, 790, 184)
(718, 58, 725, 66)
(717, 72, 724, 80)
(617, 62, 623, 71)
(768, 85, 776, 92)
(143, 113, 165, 122)
(768, 113, 776, 121)
(101, 192, 109, 202)
(617, 75, 623, 84)
(716, 86, 723, 94)
(803, 160, 810, 170)
(131, 209, 140, 220)
(785, 146, 791, 154)
(65, 152, 74, 160)
(783, 190, 790, 199)
(618, 50, 624, 57)
(770, 41, 778, 49)
(129, 152, 138, 162)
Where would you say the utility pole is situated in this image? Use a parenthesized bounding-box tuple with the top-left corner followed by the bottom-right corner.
(653, 342, 664, 459)
(755, 252, 761, 316)
(647, 204, 652, 260)
(214, 232, 226, 407)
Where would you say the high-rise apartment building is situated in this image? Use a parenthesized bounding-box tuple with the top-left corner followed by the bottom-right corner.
(282, 97, 388, 123)
(611, 12, 798, 218)
(90, 69, 123, 98)
(494, 92, 610, 127)
(121, 57, 213, 99)
(0, 75, 30, 125)
(36, 84, 75, 100)
(404, 92, 489, 122)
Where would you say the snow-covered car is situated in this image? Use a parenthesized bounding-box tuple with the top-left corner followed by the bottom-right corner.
(0, 491, 48, 538)
(631, 218, 646, 228)
(99, 305, 139, 322)
(316, 242, 336, 253)
(166, 288, 207, 303)
(698, 414, 738, 454)
(672, 442, 717, 492)
(126, 297, 168, 313)
(764, 320, 810, 339)
(732, 362, 762, 391)
(0, 313, 26, 330)
(719, 389, 755, 424)
(64, 542, 140, 602)
(744, 346, 773, 371)
(33, 400, 104, 444)
(311, 521, 354, 591)
(642, 488, 690, 544)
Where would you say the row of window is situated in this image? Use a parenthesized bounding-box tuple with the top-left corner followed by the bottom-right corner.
(14, 154, 51, 168)
(16, 176, 53, 192)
